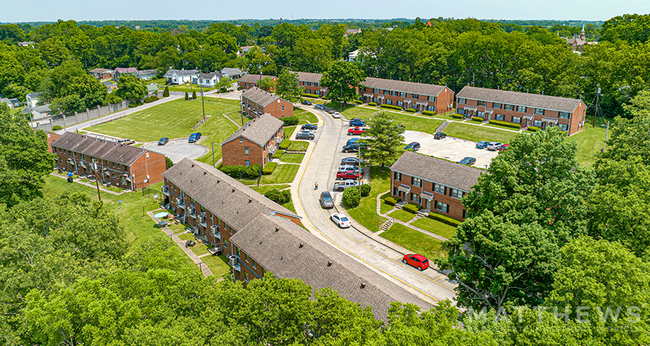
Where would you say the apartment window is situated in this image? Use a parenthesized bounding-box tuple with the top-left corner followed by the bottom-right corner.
(428, 106, 435, 111)
(534, 108, 545, 115)
(435, 201, 449, 213)
(373, 97, 378, 103)
(411, 193, 421, 204)
(492, 102, 502, 109)
(253, 261, 256, 269)
(412, 94, 419, 100)
(245, 160, 250, 167)
(393, 187, 399, 196)
(517, 105, 527, 112)
(240, 137, 243, 143)
(559, 124, 568, 131)
(477, 100, 486, 107)
(80, 154, 85, 160)
(450, 188, 461, 199)
(505, 104, 515, 111)
(411, 177, 422, 188)
(244, 147, 249, 154)
(373, 88, 379, 93)
(457, 98, 466, 104)
(223, 240, 227, 249)
(400, 92, 407, 97)
(463, 209, 467, 219)
(281, 106, 285, 111)
(386, 99, 392, 105)
(533, 120, 543, 127)
(559, 112, 570, 119)
(495, 114, 505, 121)
(394, 172, 402, 181)
(434, 184, 446, 194)
(397, 101, 403, 107)
(512, 116, 522, 124)
(245, 272, 250, 282)
(428, 95, 436, 102)
(245, 253, 249, 262)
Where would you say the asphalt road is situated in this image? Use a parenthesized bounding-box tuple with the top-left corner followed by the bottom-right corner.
(143, 138, 208, 163)
(293, 105, 458, 306)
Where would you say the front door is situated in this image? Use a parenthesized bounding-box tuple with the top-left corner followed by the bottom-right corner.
(425, 199, 431, 210)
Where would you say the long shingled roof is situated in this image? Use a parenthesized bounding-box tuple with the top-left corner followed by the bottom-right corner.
(456, 86, 584, 113)
(221, 113, 283, 147)
(391, 151, 483, 192)
(242, 86, 284, 107)
(362, 77, 448, 96)
(50, 132, 147, 165)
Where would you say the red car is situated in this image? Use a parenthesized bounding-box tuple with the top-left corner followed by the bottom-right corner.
(347, 127, 366, 135)
(402, 253, 429, 271)
(336, 170, 361, 180)
(498, 144, 510, 151)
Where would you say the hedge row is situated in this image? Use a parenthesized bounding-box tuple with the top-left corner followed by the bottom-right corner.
(368, 102, 378, 106)
(219, 164, 262, 179)
(427, 211, 462, 227)
(405, 108, 417, 113)
(279, 140, 292, 150)
(262, 162, 278, 175)
(489, 119, 522, 129)
(402, 203, 421, 214)
(380, 104, 402, 111)
(385, 196, 401, 206)
(301, 93, 319, 98)
(422, 110, 435, 116)
(471, 117, 485, 122)
(144, 95, 159, 103)
(264, 189, 291, 204)
(451, 114, 464, 119)
(528, 126, 541, 132)
(352, 100, 364, 105)
(282, 116, 299, 126)
(273, 150, 284, 159)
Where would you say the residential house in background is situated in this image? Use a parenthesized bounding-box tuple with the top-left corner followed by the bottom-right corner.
(221, 67, 244, 79)
(241, 86, 293, 119)
(162, 158, 430, 320)
(29, 104, 53, 120)
(390, 151, 482, 221)
(137, 69, 158, 80)
(344, 28, 362, 37)
(89, 68, 114, 81)
(17, 41, 35, 47)
(237, 46, 254, 57)
(51, 132, 166, 190)
(104, 81, 118, 93)
(348, 49, 359, 62)
(238, 74, 276, 90)
(164, 69, 200, 85)
(297, 72, 327, 97)
(360, 77, 455, 114)
(25, 92, 42, 108)
(198, 71, 223, 88)
(221, 113, 284, 168)
(1, 97, 21, 109)
(147, 84, 159, 96)
(455, 86, 586, 135)
(114, 67, 138, 80)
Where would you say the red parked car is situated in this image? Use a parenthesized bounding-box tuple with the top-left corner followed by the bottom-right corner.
(402, 253, 430, 271)
(347, 127, 366, 135)
(498, 144, 510, 151)
(336, 170, 361, 180)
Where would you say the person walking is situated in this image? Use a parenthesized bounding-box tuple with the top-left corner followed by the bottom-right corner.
(315, 182, 319, 190)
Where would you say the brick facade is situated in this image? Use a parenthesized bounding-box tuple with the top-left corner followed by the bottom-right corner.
(360, 79, 455, 114)
(390, 172, 468, 221)
(262, 98, 293, 119)
(221, 129, 283, 168)
(241, 87, 294, 119)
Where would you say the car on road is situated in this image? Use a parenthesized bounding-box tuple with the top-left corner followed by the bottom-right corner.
(341, 157, 360, 166)
(325, 107, 335, 113)
(334, 179, 359, 191)
(458, 157, 477, 165)
(319, 191, 334, 209)
(349, 119, 366, 127)
(301, 124, 318, 131)
(295, 131, 315, 140)
(404, 142, 421, 151)
(330, 213, 352, 228)
(476, 140, 489, 149)
(348, 127, 366, 135)
(336, 170, 361, 180)
(487, 141, 502, 151)
(117, 139, 135, 145)
(301, 99, 312, 105)
(188, 132, 202, 143)
(158, 137, 169, 146)
(402, 253, 430, 271)
(498, 143, 510, 151)
(332, 111, 341, 119)
(315, 104, 325, 110)
(433, 132, 447, 140)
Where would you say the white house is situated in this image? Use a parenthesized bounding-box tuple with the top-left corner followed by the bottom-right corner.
(25, 92, 42, 108)
(163, 69, 200, 85)
(1, 98, 21, 109)
(220, 67, 243, 80)
(197, 72, 226, 88)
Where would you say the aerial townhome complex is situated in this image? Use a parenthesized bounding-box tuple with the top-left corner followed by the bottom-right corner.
(240, 86, 294, 119)
(360, 77, 455, 114)
(221, 114, 284, 168)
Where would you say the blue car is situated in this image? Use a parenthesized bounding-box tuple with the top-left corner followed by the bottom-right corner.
(188, 132, 202, 143)
(346, 138, 359, 146)
(349, 119, 366, 127)
(476, 141, 489, 149)
(404, 142, 421, 151)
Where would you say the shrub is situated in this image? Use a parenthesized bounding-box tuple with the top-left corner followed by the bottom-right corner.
(273, 150, 284, 159)
(279, 140, 291, 150)
(385, 196, 401, 206)
(405, 108, 417, 113)
(352, 100, 363, 105)
(165, 157, 174, 169)
(237, 86, 244, 90)
(451, 114, 464, 119)
(219, 87, 228, 93)
(282, 116, 299, 126)
(128, 103, 138, 108)
(528, 126, 541, 132)
(343, 188, 361, 208)
(380, 104, 402, 110)
(422, 110, 435, 115)
(402, 203, 421, 214)
(219, 164, 262, 179)
(192, 91, 197, 99)
(360, 184, 371, 197)
(262, 162, 277, 175)
(301, 93, 319, 98)
(559, 130, 567, 136)
(264, 189, 291, 204)
(368, 102, 378, 106)
(51, 125, 63, 131)
(144, 96, 159, 103)
(184, 92, 189, 100)
(489, 119, 522, 129)
(427, 212, 462, 227)
(471, 116, 484, 122)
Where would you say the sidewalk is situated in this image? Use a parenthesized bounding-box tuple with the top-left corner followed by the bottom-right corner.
(374, 191, 449, 242)
(49, 172, 125, 195)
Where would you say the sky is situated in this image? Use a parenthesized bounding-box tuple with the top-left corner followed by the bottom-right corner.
(0, 0, 648, 23)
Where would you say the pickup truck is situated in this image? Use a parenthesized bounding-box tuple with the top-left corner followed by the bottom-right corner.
(336, 170, 361, 180)
(347, 127, 366, 135)
(334, 179, 359, 191)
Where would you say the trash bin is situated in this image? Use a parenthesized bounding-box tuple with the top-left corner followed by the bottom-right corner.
(67, 177, 73, 183)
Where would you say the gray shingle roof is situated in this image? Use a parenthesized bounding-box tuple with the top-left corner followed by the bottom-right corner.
(164, 69, 200, 78)
(297, 72, 322, 83)
(33, 104, 51, 114)
(221, 67, 243, 75)
(162, 159, 298, 231)
(456, 86, 584, 113)
(89, 68, 112, 74)
(241, 86, 282, 107)
(362, 77, 448, 97)
(27, 92, 42, 98)
(221, 113, 283, 147)
(239, 74, 274, 83)
(391, 151, 483, 191)
(51, 132, 147, 165)
(230, 214, 431, 320)
(199, 72, 217, 79)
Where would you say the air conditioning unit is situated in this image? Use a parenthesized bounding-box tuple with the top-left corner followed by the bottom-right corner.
(210, 225, 219, 235)
(229, 255, 239, 267)
(187, 206, 195, 215)
(192, 227, 199, 235)
(175, 197, 182, 205)
(198, 215, 205, 223)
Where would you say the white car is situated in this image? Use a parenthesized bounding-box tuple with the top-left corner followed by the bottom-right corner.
(487, 141, 503, 151)
(334, 179, 359, 191)
(332, 112, 341, 119)
(330, 213, 352, 228)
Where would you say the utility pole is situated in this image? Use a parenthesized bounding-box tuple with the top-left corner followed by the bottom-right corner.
(93, 161, 102, 201)
(201, 88, 206, 122)
(212, 143, 215, 167)
(602, 120, 610, 152)
(593, 85, 600, 128)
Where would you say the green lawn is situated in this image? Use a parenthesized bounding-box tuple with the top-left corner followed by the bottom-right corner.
(410, 217, 457, 239)
(239, 164, 300, 185)
(346, 167, 390, 232)
(325, 103, 442, 133)
(251, 184, 291, 195)
(168, 223, 188, 234)
(194, 116, 239, 165)
(284, 126, 297, 139)
(444, 122, 520, 144)
(294, 108, 318, 124)
(283, 201, 296, 213)
(87, 98, 240, 142)
(388, 209, 416, 223)
(380, 202, 394, 214)
(380, 223, 445, 259)
(568, 122, 606, 167)
(190, 243, 210, 256)
(202, 255, 231, 278)
(288, 140, 309, 151)
(281, 153, 305, 164)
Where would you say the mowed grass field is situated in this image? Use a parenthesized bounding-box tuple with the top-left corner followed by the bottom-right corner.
(568, 122, 606, 167)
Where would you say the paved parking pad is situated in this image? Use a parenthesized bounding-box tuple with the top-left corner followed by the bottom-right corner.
(143, 139, 208, 163)
(403, 131, 499, 168)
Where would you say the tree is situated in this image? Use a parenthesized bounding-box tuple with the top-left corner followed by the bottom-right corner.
(162, 86, 170, 97)
(184, 91, 188, 100)
(165, 156, 174, 169)
(0, 104, 55, 207)
(104, 92, 122, 105)
(438, 128, 595, 311)
(116, 74, 147, 102)
(192, 90, 197, 99)
(363, 111, 405, 170)
(320, 61, 365, 107)
(275, 68, 303, 101)
(215, 75, 233, 91)
(257, 76, 275, 91)
(42, 60, 106, 114)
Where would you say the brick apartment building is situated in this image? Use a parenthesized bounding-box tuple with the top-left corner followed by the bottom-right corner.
(241, 86, 294, 119)
(297, 72, 327, 97)
(390, 152, 482, 221)
(360, 77, 455, 114)
(50, 132, 166, 190)
(238, 74, 276, 90)
(221, 114, 284, 168)
(162, 158, 430, 320)
(455, 86, 587, 135)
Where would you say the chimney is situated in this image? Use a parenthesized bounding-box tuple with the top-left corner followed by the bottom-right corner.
(327, 260, 333, 266)
(299, 242, 304, 248)
(275, 227, 279, 232)
(361, 282, 366, 288)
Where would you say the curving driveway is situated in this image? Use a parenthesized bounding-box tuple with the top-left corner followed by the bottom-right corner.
(143, 138, 208, 163)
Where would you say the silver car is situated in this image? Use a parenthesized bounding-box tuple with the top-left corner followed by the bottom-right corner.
(487, 141, 503, 151)
(320, 191, 334, 209)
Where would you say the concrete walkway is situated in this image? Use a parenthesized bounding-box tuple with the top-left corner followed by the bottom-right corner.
(49, 172, 125, 195)
(375, 191, 449, 242)
(147, 210, 213, 278)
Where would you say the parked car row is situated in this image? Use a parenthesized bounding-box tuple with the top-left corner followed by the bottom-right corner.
(296, 123, 318, 140)
(314, 103, 341, 118)
(476, 141, 509, 151)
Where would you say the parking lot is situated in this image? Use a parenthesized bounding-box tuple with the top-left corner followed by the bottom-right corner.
(143, 138, 208, 163)
(403, 130, 499, 168)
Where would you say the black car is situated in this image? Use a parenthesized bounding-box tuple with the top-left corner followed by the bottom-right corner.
(302, 124, 318, 130)
(158, 137, 169, 146)
(302, 99, 312, 105)
(458, 157, 477, 165)
(295, 131, 315, 140)
(404, 142, 420, 151)
(434, 132, 447, 140)
(341, 157, 360, 166)
(342, 143, 360, 153)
